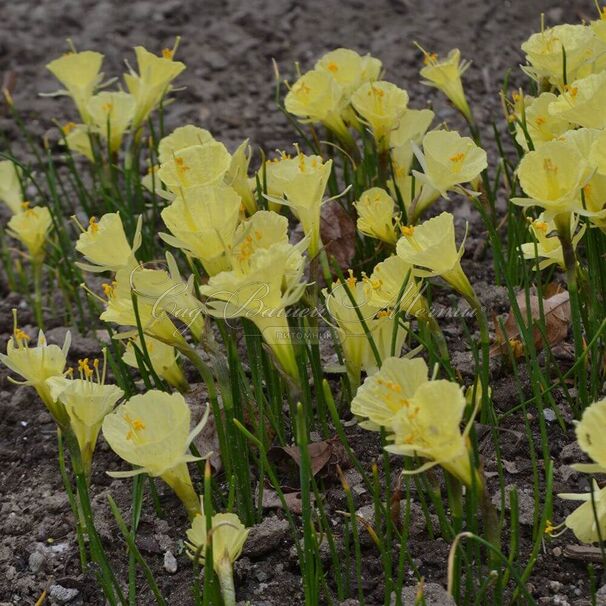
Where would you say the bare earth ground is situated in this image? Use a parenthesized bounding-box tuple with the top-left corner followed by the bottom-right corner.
(0, 0, 600, 605)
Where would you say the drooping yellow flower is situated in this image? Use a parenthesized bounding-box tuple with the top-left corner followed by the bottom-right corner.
(351, 356, 477, 486)
(102, 390, 207, 517)
(62, 122, 94, 161)
(199, 242, 307, 381)
(573, 397, 606, 474)
(0, 318, 71, 425)
(7, 204, 52, 263)
(186, 504, 250, 606)
(129, 253, 206, 340)
(46, 50, 104, 123)
(548, 72, 606, 129)
(521, 24, 597, 85)
(157, 142, 232, 192)
(284, 69, 350, 141)
(87, 91, 135, 152)
(514, 92, 572, 150)
(46, 358, 123, 475)
(351, 81, 409, 149)
(0, 160, 24, 214)
(124, 45, 186, 130)
(512, 138, 585, 218)
(559, 481, 606, 544)
(354, 187, 397, 244)
(76, 212, 140, 273)
(396, 212, 473, 299)
(521, 213, 585, 270)
(413, 130, 487, 197)
(264, 152, 332, 257)
(160, 184, 241, 276)
(323, 275, 406, 387)
(315, 48, 382, 97)
(158, 125, 215, 164)
(123, 336, 188, 392)
(419, 48, 472, 121)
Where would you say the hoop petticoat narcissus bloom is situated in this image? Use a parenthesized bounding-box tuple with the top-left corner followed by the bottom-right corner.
(418, 47, 472, 122)
(75, 212, 141, 273)
(412, 130, 487, 198)
(157, 142, 232, 192)
(102, 390, 208, 518)
(186, 504, 250, 606)
(284, 69, 351, 143)
(264, 152, 332, 257)
(521, 213, 586, 270)
(512, 138, 587, 222)
(46, 357, 123, 476)
(351, 81, 409, 150)
(225, 139, 256, 215)
(520, 23, 597, 85)
(0, 160, 24, 214)
(46, 50, 104, 124)
(396, 212, 474, 301)
(123, 336, 188, 393)
(548, 72, 606, 129)
(87, 91, 135, 153)
(571, 397, 606, 474)
(124, 45, 186, 131)
(351, 356, 478, 487)
(0, 316, 71, 426)
(513, 92, 572, 151)
(558, 481, 606, 544)
(158, 125, 215, 164)
(315, 48, 382, 97)
(199, 242, 307, 382)
(389, 108, 435, 176)
(62, 122, 94, 161)
(354, 187, 397, 245)
(7, 204, 52, 264)
(160, 184, 242, 276)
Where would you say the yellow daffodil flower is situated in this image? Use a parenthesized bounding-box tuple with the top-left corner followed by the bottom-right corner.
(514, 92, 572, 150)
(102, 390, 207, 517)
(186, 504, 250, 606)
(157, 142, 232, 192)
(158, 125, 215, 164)
(0, 160, 24, 214)
(264, 152, 332, 257)
(160, 184, 242, 276)
(123, 336, 188, 392)
(87, 91, 135, 153)
(396, 212, 474, 300)
(124, 45, 186, 131)
(351, 356, 477, 487)
(0, 316, 71, 425)
(389, 108, 435, 176)
(284, 69, 350, 142)
(323, 275, 406, 387)
(225, 139, 256, 215)
(419, 48, 472, 122)
(7, 204, 52, 263)
(62, 122, 95, 161)
(521, 213, 586, 270)
(559, 481, 606, 544)
(46, 356, 123, 476)
(521, 24, 597, 85)
(512, 138, 586, 219)
(199, 242, 307, 381)
(573, 397, 606, 474)
(46, 50, 104, 123)
(354, 187, 397, 244)
(548, 72, 606, 129)
(351, 81, 409, 150)
(76, 212, 141, 273)
(315, 48, 382, 97)
(413, 130, 487, 197)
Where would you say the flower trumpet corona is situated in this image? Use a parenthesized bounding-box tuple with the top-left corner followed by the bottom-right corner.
(186, 504, 250, 606)
(46, 356, 123, 476)
(354, 187, 398, 245)
(0, 313, 71, 426)
(87, 90, 136, 153)
(351, 356, 479, 487)
(7, 204, 52, 264)
(418, 47, 472, 122)
(558, 481, 606, 544)
(102, 390, 208, 517)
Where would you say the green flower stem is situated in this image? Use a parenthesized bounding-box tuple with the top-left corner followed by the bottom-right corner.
(32, 259, 44, 330)
(216, 561, 236, 606)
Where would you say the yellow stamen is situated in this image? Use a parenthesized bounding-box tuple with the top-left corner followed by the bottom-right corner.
(89, 216, 99, 234)
(162, 48, 174, 59)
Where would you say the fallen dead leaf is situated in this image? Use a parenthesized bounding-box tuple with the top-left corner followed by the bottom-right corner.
(274, 437, 349, 481)
(320, 200, 356, 273)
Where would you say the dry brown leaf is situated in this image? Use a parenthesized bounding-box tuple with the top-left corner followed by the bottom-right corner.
(276, 437, 349, 480)
(320, 200, 356, 273)
(491, 286, 571, 358)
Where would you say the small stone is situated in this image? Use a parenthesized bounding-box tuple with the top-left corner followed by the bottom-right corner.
(393, 582, 455, 605)
(543, 408, 556, 422)
(243, 516, 289, 558)
(28, 550, 46, 573)
(48, 584, 79, 603)
(163, 550, 177, 574)
(550, 581, 562, 593)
